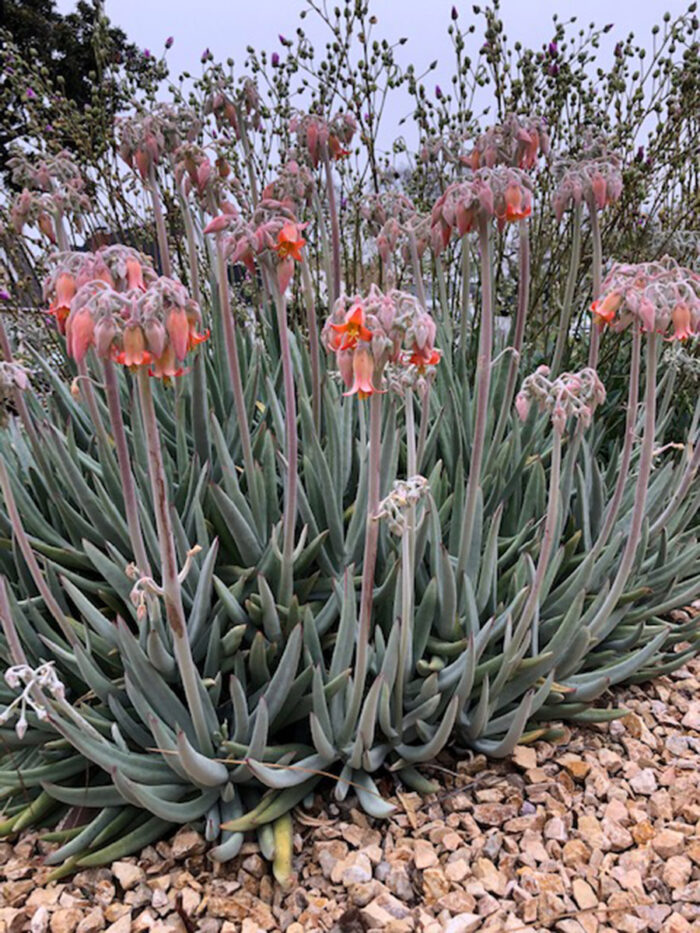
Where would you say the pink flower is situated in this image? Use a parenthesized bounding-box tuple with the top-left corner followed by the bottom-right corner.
(670, 303, 693, 341)
(343, 345, 376, 398)
(66, 307, 95, 363)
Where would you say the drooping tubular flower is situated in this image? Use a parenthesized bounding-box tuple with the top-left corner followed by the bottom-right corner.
(591, 257, 700, 341)
(217, 199, 307, 294)
(322, 286, 441, 398)
(289, 111, 356, 168)
(468, 113, 549, 171)
(203, 77, 262, 137)
(8, 149, 91, 240)
(116, 104, 201, 180)
(431, 167, 534, 249)
(44, 246, 158, 334)
(262, 160, 315, 214)
(362, 192, 431, 266)
(552, 153, 623, 222)
(45, 247, 207, 378)
(516, 366, 606, 435)
(174, 142, 241, 214)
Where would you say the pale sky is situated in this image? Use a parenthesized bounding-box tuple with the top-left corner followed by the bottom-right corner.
(56, 0, 691, 149)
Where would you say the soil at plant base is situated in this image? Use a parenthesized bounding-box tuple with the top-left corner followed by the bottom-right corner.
(3, 607, 700, 933)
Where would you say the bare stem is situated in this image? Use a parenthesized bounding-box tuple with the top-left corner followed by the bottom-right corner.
(103, 360, 150, 575)
(407, 229, 427, 310)
(301, 258, 322, 432)
(493, 218, 531, 448)
(347, 392, 383, 733)
(587, 206, 602, 370)
(595, 327, 642, 551)
(322, 143, 341, 304)
(136, 368, 212, 754)
(551, 205, 582, 376)
(514, 429, 562, 652)
(456, 218, 493, 583)
(459, 236, 471, 353)
(215, 236, 256, 501)
(270, 277, 299, 606)
(589, 333, 658, 640)
(148, 168, 172, 278)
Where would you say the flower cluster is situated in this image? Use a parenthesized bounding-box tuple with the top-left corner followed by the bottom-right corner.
(362, 192, 430, 265)
(174, 142, 241, 212)
(116, 104, 201, 180)
(552, 155, 623, 221)
(204, 78, 262, 137)
(515, 366, 606, 434)
(43, 246, 157, 332)
(322, 286, 440, 398)
(591, 257, 700, 341)
(44, 247, 207, 378)
(376, 476, 430, 536)
(468, 113, 549, 171)
(431, 167, 534, 250)
(1, 662, 64, 740)
(218, 200, 306, 293)
(262, 160, 315, 213)
(289, 111, 356, 168)
(8, 150, 90, 241)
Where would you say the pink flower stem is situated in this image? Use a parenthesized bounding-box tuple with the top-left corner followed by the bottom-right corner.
(321, 143, 341, 304)
(407, 229, 427, 309)
(416, 382, 431, 471)
(313, 190, 334, 300)
(595, 327, 641, 551)
(587, 206, 602, 370)
(269, 272, 299, 606)
(459, 236, 471, 354)
(0, 322, 56, 493)
(0, 457, 75, 646)
(492, 218, 531, 448)
(589, 332, 658, 641)
(177, 179, 201, 305)
(340, 391, 382, 744)
(513, 427, 562, 654)
(236, 106, 260, 207)
(456, 217, 493, 583)
(136, 367, 212, 754)
(215, 235, 257, 507)
(103, 360, 150, 576)
(76, 357, 111, 451)
(53, 209, 69, 252)
(301, 257, 322, 432)
(181, 193, 209, 463)
(148, 167, 172, 278)
(551, 204, 582, 376)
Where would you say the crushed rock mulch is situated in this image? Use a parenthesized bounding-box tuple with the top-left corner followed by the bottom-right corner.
(4, 607, 700, 933)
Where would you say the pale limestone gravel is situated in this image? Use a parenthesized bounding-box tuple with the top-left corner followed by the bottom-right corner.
(2, 608, 700, 933)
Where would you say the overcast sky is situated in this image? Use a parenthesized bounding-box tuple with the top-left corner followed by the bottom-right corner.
(56, 0, 691, 149)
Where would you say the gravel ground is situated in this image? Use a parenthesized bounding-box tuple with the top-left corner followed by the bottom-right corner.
(3, 608, 700, 933)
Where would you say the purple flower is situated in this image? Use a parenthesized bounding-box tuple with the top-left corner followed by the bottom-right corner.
(548, 63, 559, 77)
(0, 290, 10, 302)
(279, 34, 288, 45)
(201, 48, 210, 63)
(26, 87, 36, 99)
(45, 124, 54, 133)
(143, 49, 151, 58)
(271, 52, 280, 67)
(435, 85, 443, 99)
(548, 41, 558, 57)
(165, 36, 174, 49)
(451, 5, 458, 19)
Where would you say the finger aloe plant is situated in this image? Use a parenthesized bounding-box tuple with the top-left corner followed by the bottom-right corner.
(0, 80, 699, 884)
